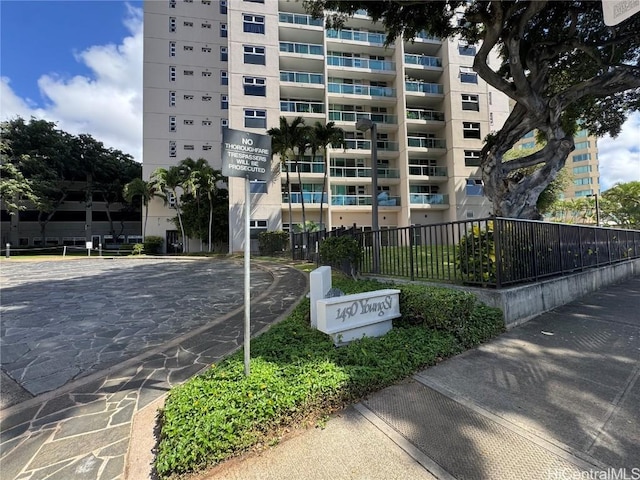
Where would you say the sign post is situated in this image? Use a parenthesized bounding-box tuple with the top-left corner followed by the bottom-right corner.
(222, 128, 271, 376)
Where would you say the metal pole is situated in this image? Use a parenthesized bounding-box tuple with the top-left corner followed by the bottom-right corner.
(595, 194, 600, 227)
(371, 123, 380, 274)
(5, 243, 10, 259)
(244, 176, 251, 376)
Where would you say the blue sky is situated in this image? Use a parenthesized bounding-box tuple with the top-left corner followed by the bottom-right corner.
(0, 0, 638, 191)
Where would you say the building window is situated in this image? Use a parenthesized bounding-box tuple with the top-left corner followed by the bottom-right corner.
(202, 0, 211, 4)
(221, 94, 229, 109)
(169, 41, 176, 57)
(202, 145, 212, 151)
(169, 91, 176, 107)
(183, 45, 194, 51)
(202, 71, 212, 77)
(575, 141, 591, 150)
(573, 165, 592, 174)
(244, 45, 265, 65)
(575, 189, 594, 197)
(169, 17, 176, 32)
(244, 0, 265, 2)
(220, 23, 227, 37)
(202, 119, 212, 126)
(184, 21, 193, 27)
(169, 0, 176, 7)
(458, 44, 476, 56)
(169, 66, 176, 81)
(250, 180, 267, 194)
(220, 0, 227, 14)
(523, 131, 535, 138)
(184, 94, 194, 100)
(460, 67, 478, 84)
(243, 14, 265, 34)
(463, 122, 481, 139)
(202, 46, 212, 53)
(202, 22, 211, 29)
(221, 70, 228, 85)
(243, 76, 266, 96)
(520, 141, 536, 149)
(220, 46, 228, 61)
(464, 150, 481, 166)
(461, 94, 479, 111)
(574, 177, 593, 185)
(169, 116, 177, 132)
(244, 109, 267, 128)
(183, 119, 194, 125)
(249, 219, 268, 239)
(221, 118, 229, 128)
(184, 70, 194, 76)
(169, 140, 177, 157)
(466, 179, 484, 196)
(202, 95, 212, 101)
(167, 192, 176, 209)
(573, 153, 591, 162)
(184, 144, 195, 151)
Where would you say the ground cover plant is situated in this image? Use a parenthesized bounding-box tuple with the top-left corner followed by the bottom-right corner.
(155, 275, 504, 478)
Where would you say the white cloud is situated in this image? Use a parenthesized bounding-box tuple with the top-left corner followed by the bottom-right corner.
(0, 3, 142, 162)
(597, 111, 640, 192)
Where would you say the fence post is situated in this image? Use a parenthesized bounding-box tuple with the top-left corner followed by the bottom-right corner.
(408, 226, 415, 281)
(493, 217, 502, 288)
(5, 243, 10, 259)
(557, 224, 564, 274)
(63, 246, 67, 257)
(99, 243, 102, 257)
(529, 222, 538, 281)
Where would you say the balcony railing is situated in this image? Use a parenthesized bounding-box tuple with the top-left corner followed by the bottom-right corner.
(404, 54, 442, 68)
(408, 165, 447, 177)
(283, 192, 328, 204)
(330, 166, 400, 178)
(406, 109, 445, 122)
(281, 71, 324, 84)
(285, 160, 325, 174)
(407, 137, 446, 149)
(409, 193, 449, 205)
(326, 29, 386, 45)
(279, 42, 323, 56)
(344, 139, 399, 151)
(327, 55, 395, 71)
(278, 12, 323, 27)
(328, 111, 397, 124)
(405, 81, 444, 94)
(328, 82, 395, 97)
(281, 101, 325, 114)
(415, 31, 440, 42)
(331, 194, 401, 206)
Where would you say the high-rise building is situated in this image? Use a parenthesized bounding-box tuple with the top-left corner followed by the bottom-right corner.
(511, 129, 600, 200)
(143, 0, 511, 252)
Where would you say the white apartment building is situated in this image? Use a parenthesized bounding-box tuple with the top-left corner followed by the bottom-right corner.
(143, 0, 510, 253)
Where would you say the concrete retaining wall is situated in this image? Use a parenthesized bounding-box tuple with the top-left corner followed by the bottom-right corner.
(467, 259, 640, 328)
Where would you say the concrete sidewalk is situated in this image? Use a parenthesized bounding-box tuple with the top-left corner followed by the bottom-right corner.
(199, 275, 640, 480)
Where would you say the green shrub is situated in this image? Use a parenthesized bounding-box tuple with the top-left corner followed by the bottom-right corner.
(398, 284, 477, 331)
(456, 304, 505, 349)
(143, 236, 164, 254)
(132, 243, 144, 255)
(319, 236, 363, 276)
(456, 222, 496, 283)
(258, 230, 289, 256)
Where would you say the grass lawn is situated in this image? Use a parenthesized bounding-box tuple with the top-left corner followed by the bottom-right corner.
(155, 273, 505, 478)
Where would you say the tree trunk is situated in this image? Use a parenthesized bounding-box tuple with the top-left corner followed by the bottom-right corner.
(285, 166, 294, 254)
(142, 201, 148, 240)
(319, 151, 328, 230)
(174, 189, 187, 253)
(296, 163, 307, 232)
(208, 193, 213, 252)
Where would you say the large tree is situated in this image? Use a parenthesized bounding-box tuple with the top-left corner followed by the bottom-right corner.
(306, 1, 640, 219)
(601, 181, 640, 227)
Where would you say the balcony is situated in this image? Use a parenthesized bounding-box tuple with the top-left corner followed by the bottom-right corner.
(285, 158, 325, 174)
(280, 41, 323, 56)
(326, 28, 386, 45)
(404, 54, 442, 68)
(283, 192, 327, 204)
(329, 110, 397, 125)
(281, 100, 325, 115)
(405, 81, 444, 95)
(328, 82, 395, 98)
(407, 136, 446, 149)
(344, 139, 399, 151)
(415, 31, 440, 42)
(280, 71, 324, 85)
(406, 109, 445, 123)
(278, 12, 323, 27)
(330, 166, 400, 179)
(409, 193, 449, 206)
(408, 165, 447, 177)
(327, 55, 395, 72)
(331, 194, 401, 207)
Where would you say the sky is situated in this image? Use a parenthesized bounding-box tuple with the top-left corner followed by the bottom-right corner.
(1, 0, 638, 192)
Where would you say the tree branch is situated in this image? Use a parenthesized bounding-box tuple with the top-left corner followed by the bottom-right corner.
(555, 67, 640, 111)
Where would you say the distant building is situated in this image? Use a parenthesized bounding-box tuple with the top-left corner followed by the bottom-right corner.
(143, 0, 512, 252)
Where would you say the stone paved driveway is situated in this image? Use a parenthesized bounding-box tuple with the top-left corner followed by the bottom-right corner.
(0, 258, 270, 396)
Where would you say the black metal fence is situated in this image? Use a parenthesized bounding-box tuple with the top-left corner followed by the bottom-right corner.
(291, 217, 640, 288)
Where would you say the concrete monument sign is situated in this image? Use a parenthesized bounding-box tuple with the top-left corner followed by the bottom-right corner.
(309, 266, 401, 346)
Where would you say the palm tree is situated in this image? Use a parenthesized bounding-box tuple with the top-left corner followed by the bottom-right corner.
(293, 125, 313, 232)
(309, 121, 345, 231)
(180, 157, 225, 252)
(123, 178, 156, 239)
(267, 116, 309, 242)
(150, 165, 187, 252)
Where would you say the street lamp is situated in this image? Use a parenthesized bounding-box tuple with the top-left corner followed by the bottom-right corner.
(356, 117, 380, 273)
(587, 193, 600, 226)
